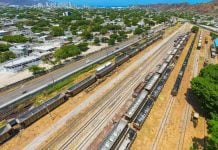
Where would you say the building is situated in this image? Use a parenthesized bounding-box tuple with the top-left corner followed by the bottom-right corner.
(63, 11, 72, 16)
(32, 43, 59, 53)
(3, 56, 41, 72)
(9, 44, 29, 57)
(214, 38, 218, 51)
(0, 30, 11, 36)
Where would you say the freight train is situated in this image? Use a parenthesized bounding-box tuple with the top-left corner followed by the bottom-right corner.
(0, 31, 164, 144)
(99, 32, 191, 149)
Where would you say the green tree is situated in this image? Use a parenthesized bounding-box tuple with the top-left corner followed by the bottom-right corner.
(100, 28, 108, 35)
(191, 26, 199, 33)
(94, 37, 100, 45)
(0, 51, 16, 63)
(108, 38, 115, 45)
(191, 64, 218, 150)
(51, 26, 64, 37)
(81, 31, 93, 40)
(2, 35, 29, 43)
(28, 65, 45, 75)
(54, 44, 81, 60)
(77, 42, 89, 52)
(0, 44, 10, 52)
(134, 27, 143, 35)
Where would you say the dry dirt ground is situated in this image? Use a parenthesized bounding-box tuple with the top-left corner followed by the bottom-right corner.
(0, 23, 182, 150)
(132, 30, 208, 150)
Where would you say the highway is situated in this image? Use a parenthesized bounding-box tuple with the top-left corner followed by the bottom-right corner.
(24, 23, 191, 150)
(0, 34, 141, 108)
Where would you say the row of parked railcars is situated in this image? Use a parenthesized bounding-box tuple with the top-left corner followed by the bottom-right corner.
(0, 31, 164, 144)
(16, 93, 66, 128)
(99, 32, 191, 149)
(171, 32, 197, 96)
(197, 32, 202, 50)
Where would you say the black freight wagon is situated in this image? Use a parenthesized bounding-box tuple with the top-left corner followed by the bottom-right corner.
(67, 75, 97, 96)
(16, 93, 66, 128)
(0, 124, 15, 144)
(133, 98, 154, 130)
(96, 62, 116, 78)
(115, 54, 130, 66)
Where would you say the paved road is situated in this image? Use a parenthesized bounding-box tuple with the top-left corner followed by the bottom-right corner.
(0, 35, 142, 107)
(24, 23, 190, 150)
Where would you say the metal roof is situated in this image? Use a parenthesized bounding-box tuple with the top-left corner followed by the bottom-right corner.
(125, 90, 148, 118)
(99, 120, 128, 150)
(166, 55, 174, 63)
(4, 56, 40, 68)
(157, 62, 168, 74)
(145, 73, 160, 91)
(96, 62, 112, 72)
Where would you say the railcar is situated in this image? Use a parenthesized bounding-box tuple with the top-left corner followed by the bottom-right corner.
(125, 90, 148, 122)
(117, 127, 137, 150)
(144, 73, 160, 92)
(115, 54, 130, 66)
(0, 124, 15, 144)
(132, 82, 146, 98)
(99, 120, 128, 150)
(156, 62, 168, 75)
(96, 62, 116, 78)
(16, 93, 66, 128)
(67, 75, 97, 96)
(133, 98, 154, 130)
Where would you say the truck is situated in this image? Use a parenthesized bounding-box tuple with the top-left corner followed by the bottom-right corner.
(191, 111, 199, 128)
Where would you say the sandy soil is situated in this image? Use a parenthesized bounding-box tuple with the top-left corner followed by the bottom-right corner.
(0, 70, 32, 88)
(0, 23, 182, 150)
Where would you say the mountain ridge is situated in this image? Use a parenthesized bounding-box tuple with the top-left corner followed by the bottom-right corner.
(0, 0, 48, 5)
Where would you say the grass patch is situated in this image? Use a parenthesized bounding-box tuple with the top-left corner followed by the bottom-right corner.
(0, 120, 6, 128)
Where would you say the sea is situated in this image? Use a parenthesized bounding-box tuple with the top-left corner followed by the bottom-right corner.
(52, 0, 212, 7)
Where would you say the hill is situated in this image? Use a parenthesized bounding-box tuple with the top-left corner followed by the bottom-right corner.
(0, 0, 48, 5)
(135, 0, 218, 16)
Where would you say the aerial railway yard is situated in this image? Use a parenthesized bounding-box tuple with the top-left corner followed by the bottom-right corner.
(38, 24, 190, 149)
(1, 23, 213, 150)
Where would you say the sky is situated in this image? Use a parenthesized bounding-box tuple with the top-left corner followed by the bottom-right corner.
(51, 0, 211, 7)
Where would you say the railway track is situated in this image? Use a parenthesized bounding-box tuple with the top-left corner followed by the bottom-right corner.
(151, 95, 176, 150)
(30, 26, 189, 149)
(41, 33, 179, 150)
(177, 34, 200, 150)
(58, 40, 175, 150)
(177, 103, 192, 150)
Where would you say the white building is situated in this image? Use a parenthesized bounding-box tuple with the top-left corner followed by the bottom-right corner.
(9, 44, 28, 57)
(3, 56, 41, 72)
(0, 30, 10, 36)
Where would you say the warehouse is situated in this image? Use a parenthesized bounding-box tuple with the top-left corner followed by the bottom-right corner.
(3, 56, 41, 72)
